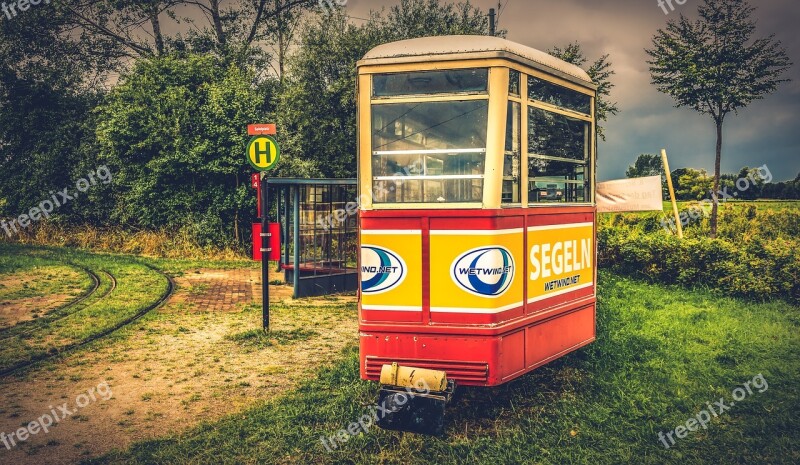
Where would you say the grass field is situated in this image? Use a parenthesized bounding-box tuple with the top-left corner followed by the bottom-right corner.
(0, 245, 171, 374)
(91, 271, 800, 465)
(1, 215, 798, 465)
(671, 200, 800, 210)
(0, 244, 358, 465)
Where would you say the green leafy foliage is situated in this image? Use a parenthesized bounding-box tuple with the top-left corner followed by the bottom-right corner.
(626, 154, 662, 179)
(645, 0, 792, 237)
(676, 168, 714, 201)
(95, 54, 266, 246)
(598, 203, 800, 304)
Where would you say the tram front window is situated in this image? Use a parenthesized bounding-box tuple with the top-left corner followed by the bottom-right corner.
(371, 98, 488, 204)
(526, 76, 593, 204)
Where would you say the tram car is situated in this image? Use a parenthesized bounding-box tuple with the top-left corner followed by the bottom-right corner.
(356, 35, 597, 434)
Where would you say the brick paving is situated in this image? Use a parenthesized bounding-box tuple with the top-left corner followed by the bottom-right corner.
(171, 268, 346, 312)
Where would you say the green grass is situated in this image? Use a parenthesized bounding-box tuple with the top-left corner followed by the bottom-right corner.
(0, 244, 170, 373)
(91, 270, 800, 464)
(667, 200, 800, 211)
(226, 328, 319, 348)
(0, 254, 92, 303)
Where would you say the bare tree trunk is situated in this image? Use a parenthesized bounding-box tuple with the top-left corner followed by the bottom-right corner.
(710, 119, 723, 238)
(210, 0, 226, 45)
(278, 26, 285, 83)
(150, 4, 165, 55)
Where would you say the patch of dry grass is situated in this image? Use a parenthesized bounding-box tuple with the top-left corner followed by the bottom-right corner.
(1, 222, 246, 260)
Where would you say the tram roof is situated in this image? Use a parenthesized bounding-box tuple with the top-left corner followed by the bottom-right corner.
(359, 35, 595, 89)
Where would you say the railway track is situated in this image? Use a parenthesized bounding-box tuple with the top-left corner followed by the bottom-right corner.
(0, 262, 100, 335)
(0, 263, 174, 377)
(0, 268, 118, 344)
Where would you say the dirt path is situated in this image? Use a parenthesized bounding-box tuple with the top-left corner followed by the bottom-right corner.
(0, 266, 88, 329)
(0, 268, 357, 465)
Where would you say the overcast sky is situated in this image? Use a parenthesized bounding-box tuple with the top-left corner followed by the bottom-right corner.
(345, 0, 799, 181)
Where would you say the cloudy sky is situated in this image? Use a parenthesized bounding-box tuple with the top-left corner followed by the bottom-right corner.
(346, 0, 799, 181)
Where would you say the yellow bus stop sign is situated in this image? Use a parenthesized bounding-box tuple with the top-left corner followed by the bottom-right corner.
(246, 135, 280, 171)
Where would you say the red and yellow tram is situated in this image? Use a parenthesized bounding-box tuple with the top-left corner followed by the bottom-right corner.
(356, 35, 598, 433)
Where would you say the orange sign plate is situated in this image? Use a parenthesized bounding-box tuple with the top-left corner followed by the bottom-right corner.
(247, 123, 276, 136)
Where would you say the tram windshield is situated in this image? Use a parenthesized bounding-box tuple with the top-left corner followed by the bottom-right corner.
(371, 68, 489, 204)
(526, 76, 592, 204)
(368, 66, 594, 206)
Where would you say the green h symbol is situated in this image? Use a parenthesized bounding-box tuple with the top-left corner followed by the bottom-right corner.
(254, 140, 273, 165)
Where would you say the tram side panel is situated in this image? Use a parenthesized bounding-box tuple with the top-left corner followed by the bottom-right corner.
(359, 208, 596, 387)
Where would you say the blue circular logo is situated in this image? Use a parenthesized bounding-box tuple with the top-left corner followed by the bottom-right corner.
(360, 245, 407, 294)
(450, 246, 515, 297)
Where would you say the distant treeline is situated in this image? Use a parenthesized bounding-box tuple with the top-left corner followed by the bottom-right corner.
(626, 154, 800, 201)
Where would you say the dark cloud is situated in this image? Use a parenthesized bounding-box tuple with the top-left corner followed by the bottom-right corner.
(348, 0, 799, 180)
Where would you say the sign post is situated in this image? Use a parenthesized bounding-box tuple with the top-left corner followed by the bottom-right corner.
(246, 124, 279, 332)
(661, 149, 683, 239)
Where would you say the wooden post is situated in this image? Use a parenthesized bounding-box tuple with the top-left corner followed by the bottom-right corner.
(661, 149, 683, 239)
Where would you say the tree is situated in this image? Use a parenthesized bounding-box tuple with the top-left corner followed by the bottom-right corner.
(379, 0, 493, 41)
(549, 43, 619, 141)
(626, 154, 663, 178)
(0, 5, 107, 219)
(670, 168, 691, 199)
(279, 0, 491, 178)
(734, 166, 766, 200)
(676, 169, 714, 201)
(646, 0, 791, 238)
(56, 0, 317, 60)
(95, 54, 268, 245)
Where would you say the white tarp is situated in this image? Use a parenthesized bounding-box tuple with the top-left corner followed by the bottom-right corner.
(596, 176, 664, 213)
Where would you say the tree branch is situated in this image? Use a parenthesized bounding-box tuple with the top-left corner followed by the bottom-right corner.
(64, 6, 154, 57)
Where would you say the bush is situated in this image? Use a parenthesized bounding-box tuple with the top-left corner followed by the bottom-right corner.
(598, 203, 800, 304)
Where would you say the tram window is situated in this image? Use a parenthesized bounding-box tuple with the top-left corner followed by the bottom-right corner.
(371, 151, 484, 178)
(502, 102, 521, 204)
(372, 101, 488, 152)
(528, 107, 589, 161)
(373, 69, 488, 97)
(371, 100, 488, 204)
(528, 76, 591, 115)
(528, 181, 587, 203)
(372, 178, 483, 204)
(508, 69, 520, 96)
(528, 106, 591, 204)
(528, 158, 587, 179)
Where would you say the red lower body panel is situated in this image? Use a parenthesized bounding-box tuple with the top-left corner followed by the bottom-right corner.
(360, 301, 596, 387)
(359, 207, 597, 387)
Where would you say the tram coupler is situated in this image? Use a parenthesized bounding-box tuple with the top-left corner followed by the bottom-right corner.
(376, 363, 456, 436)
